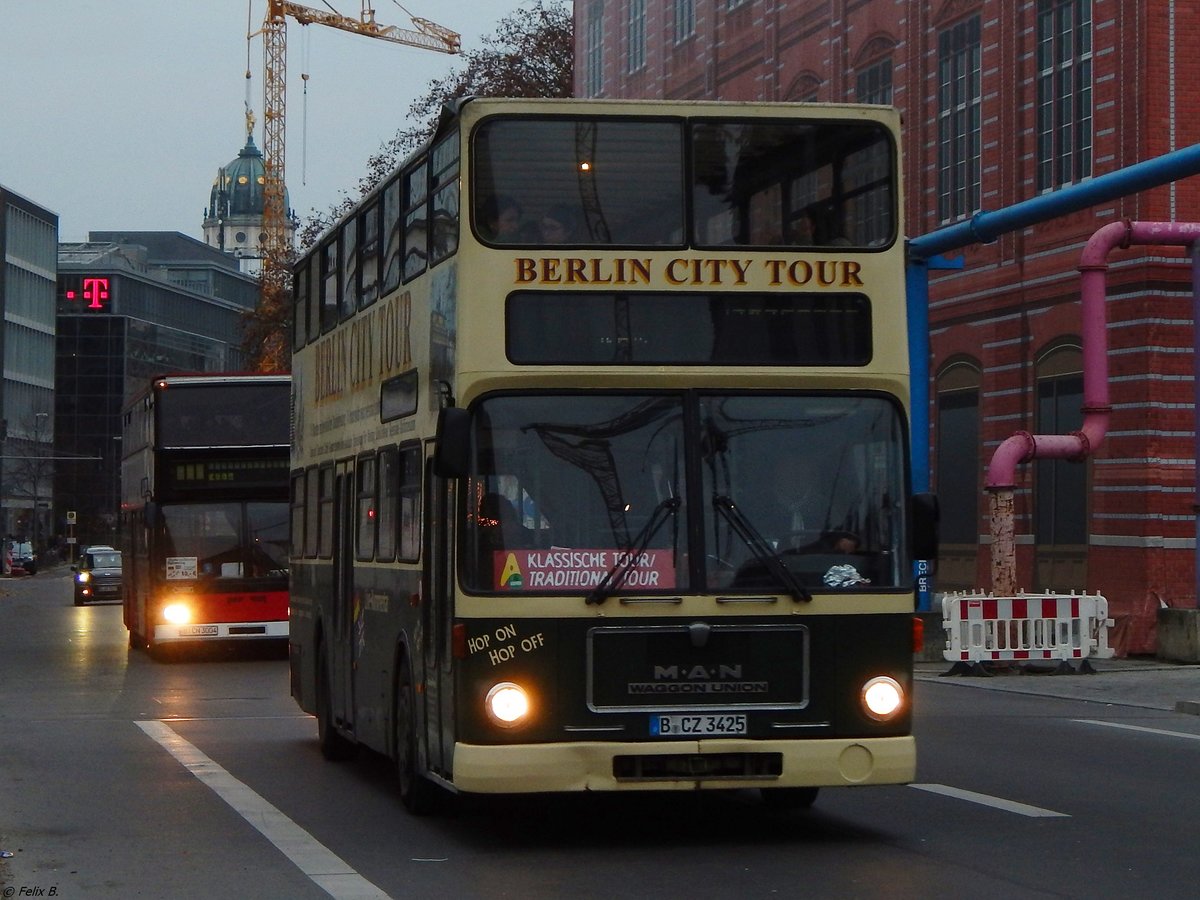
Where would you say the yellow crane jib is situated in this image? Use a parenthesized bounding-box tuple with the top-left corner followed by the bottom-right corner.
(266, 1, 461, 54)
(247, 0, 460, 370)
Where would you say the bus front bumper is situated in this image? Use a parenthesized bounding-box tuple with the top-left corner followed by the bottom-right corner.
(450, 735, 915, 794)
(153, 620, 289, 642)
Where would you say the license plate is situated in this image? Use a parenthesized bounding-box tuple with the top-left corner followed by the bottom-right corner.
(179, 625, 219, 636)
(650, 714, 747, 737)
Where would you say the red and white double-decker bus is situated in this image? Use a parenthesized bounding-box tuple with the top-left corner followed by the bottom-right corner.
(120, 374, 291, 656)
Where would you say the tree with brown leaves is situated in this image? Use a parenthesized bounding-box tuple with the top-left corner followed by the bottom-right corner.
(247, 2, 571, 370)
(294, 0, 573, 253)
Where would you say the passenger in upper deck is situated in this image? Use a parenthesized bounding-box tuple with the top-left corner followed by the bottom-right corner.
(538, 204, 580, 243)
(790, 205, 850, 248)
(480, 194, 523, 243)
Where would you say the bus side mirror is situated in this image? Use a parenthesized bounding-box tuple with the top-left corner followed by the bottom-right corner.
(911, 492, 939, 560)
(433, 407, 470, 478)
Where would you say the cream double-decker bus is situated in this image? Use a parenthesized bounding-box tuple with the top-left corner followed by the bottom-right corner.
(288, 97, 937, 813)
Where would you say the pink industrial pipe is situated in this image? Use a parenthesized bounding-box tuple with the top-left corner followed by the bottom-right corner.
(987, 220, 1200, 593)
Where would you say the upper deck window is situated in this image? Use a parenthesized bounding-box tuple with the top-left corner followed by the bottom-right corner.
(691, 120, 896, 249)
(403, 161, 430, 281)
(473, 117, 686, 247)
(472, 115, 895, 251)
(430, 133, 460, 263)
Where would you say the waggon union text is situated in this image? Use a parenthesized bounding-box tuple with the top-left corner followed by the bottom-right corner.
(628, 681, 769, 694)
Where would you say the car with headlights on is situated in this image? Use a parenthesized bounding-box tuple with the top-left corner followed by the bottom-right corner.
(73, 545, 122, 605)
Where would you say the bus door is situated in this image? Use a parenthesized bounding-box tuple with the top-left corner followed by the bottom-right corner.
(420, 450, 456, 779)
(330, 462, 356, 736)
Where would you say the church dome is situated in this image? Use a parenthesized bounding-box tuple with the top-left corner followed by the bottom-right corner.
(202, 133, 295, 262)
(206, 135, 292, 218)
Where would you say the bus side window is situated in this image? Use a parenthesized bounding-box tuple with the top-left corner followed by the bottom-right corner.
(304, 465, 320, 558)
(291, 470, 306, 557)
(381, 176, 403, 295)
(430, 131, 459, 263)
(356, 455, 377, 561)
(340, 216, 358, 321)
(317, 464, 335, 558)
(403, 160, 429, 282)
(398, 445, 421, 561)
(377, 447, 398, 562)
(320, 239, 339, 333)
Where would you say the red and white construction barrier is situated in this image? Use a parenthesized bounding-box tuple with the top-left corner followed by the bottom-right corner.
(942, 590, 1114, 670)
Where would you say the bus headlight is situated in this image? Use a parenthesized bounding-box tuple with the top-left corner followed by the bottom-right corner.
(76, 571, 92, 584)
(485, 682, 530, 727)
(861, 676, 905, 721)
(162, 601, 193, 625)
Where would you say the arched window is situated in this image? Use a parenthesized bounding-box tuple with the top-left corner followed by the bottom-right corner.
(936, 361, 982, 544)
(783, 72, 822, 103)
(1035, 345, 1086, 547)
(936, 360, 981, 590)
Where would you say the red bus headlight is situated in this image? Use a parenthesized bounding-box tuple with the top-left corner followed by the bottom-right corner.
(162, 601, 194, 625)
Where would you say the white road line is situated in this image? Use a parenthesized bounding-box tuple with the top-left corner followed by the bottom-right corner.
(909, 783, 1070, 818)
(1074, 719, 1200, 741)
(136, 720, 392, 900)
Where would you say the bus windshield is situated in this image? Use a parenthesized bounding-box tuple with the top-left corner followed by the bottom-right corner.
(157, 383, 290, 449)
(463, 393, 909, 595)
(160, 501, 290, 580)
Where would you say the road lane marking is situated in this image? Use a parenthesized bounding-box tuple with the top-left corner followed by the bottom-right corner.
(909, 783, 1070, 817)
(1074, 719, 1200, 741)
(136, 719, 392, 900)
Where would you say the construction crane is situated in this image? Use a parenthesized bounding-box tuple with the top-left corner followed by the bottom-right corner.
(249, 1, 460, 367)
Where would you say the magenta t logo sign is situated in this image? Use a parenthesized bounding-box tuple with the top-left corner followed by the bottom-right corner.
(82, 277, 110, 309)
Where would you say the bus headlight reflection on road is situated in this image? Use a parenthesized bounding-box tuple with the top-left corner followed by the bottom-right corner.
(162, 601, 193, 625)
(486, 682, 530, 727)
(861, 676, 904, 721)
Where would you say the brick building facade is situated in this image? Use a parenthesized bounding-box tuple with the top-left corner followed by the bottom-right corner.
(576, 0, 1200, 652)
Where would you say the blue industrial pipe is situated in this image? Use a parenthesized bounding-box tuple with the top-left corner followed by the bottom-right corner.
(904, 141, 1200, 609)
(910, 143, 1200, 261)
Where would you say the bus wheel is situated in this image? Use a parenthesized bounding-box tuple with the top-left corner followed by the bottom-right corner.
(395, 667, 439, 815)
(316, 646, 356, 761)
(761, 787, 819, 810)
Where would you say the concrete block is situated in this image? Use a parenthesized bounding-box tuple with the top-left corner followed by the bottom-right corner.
(1157, 607, 1200, 664)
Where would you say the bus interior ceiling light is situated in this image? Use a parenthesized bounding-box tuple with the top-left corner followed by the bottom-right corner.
(861, 676, 904, 721)
(486, 682, 530, 726)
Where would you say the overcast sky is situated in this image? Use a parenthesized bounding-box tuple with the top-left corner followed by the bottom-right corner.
(1, 0, 539, 242)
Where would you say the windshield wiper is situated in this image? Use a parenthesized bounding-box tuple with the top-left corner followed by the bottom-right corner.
(711, 495, 812, 603)
(586, 497, 681, 605)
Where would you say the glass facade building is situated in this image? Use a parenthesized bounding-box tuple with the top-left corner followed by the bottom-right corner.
(0, 186, 57, 553)
(56, 232, 259, 549)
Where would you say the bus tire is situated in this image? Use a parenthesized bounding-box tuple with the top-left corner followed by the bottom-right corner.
(316, 644, 356, 761)
(760, 786, 819, 810)
(395, 665, 439, 815)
